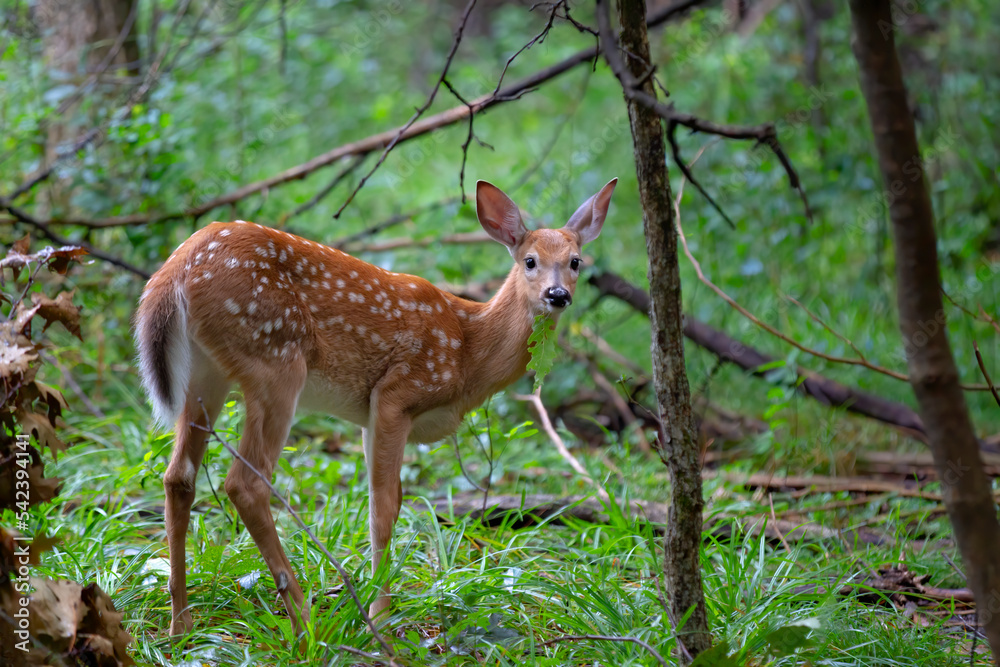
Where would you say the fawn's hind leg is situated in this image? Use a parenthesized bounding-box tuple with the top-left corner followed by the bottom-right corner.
(164, 359, 230, 636)
(223, 358, 309, 636)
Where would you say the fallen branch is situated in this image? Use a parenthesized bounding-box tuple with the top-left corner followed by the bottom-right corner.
(587, 270, 929, 439)
(418, 491, 893, 546)
(705, 471, 959, 502)
(417, 492, 668, 527)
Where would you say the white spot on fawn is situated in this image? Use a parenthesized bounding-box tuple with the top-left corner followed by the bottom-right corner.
(220, 229, 231, 236)
(207, 241, 219, 251)
(247, 301, 258, 314)
(226, 257, 239, 269)
(225, 299, 240, 314)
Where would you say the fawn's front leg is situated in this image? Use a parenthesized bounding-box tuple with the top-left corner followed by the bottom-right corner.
(364, 395, 410, 621)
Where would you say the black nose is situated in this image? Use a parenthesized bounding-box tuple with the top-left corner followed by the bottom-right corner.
(545, 287, 572, 308)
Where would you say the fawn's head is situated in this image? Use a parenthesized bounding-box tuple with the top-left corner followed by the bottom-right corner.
(476, 178, 617, 315)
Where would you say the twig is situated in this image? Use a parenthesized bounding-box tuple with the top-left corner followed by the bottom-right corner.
(441, 79, 494, 202)
(287, 154, 367, 221)
(671, 150, 990, 390)
(329, 644, 395, 666)
(491, 1, 565, 97)
(513, 388, 607, 499)
(535, 634, 668, 666)
(665, 122, 735, 228)
(786, 294, 870, 362)
(333, 0, 480, 218)
(973, 341, 1000, 409)
(0, 200, 150, 278)
(332, 197, 461, 249)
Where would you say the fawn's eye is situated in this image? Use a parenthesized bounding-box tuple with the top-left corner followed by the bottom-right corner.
(570, 258, 580, 271)
(524, 257, 536, 269)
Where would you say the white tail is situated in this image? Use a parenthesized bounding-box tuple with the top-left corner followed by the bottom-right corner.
(135, 178, 617, 637)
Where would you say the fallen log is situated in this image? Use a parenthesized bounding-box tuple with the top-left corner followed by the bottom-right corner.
(588, 270, 928, 440)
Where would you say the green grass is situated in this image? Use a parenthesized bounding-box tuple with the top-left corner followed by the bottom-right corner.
(15, 395, 984, 666)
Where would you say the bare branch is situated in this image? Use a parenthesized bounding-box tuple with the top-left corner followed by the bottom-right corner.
(333, 0, 481, 218)
(0, 200, 150, 278)
(31, 0, 709, 230)
(286, 154, 367, 222)
(596, 0, 813, 224)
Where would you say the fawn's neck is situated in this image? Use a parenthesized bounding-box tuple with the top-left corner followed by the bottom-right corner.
(451, 266, 545, 406)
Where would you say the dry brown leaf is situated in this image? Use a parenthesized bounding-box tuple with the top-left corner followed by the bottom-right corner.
(0, 578, 133, 667)
(14, 409, 67, 460)
(27, 578, 82, 653)
(79, 584, 135, 667)
(0, 527, 16, 578)
(46, 246, 88, 275)
(30, 291, 81, 340)
(11, 236, 30, 255)
(25, 534, 58, 566)
(0, 445, 61, 511)
(0, 335, 37, 378)
(30, 380, 68, 424)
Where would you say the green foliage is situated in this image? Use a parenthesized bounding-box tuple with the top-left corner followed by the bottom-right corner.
(526, 314, 559, 392)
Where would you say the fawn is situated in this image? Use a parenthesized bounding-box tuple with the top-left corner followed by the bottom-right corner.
(135, 178, 616, 636)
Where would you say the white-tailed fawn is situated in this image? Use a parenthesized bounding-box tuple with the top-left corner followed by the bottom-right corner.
(135, 178, 617, 637)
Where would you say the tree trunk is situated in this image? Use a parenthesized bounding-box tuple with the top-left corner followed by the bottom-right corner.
(35, 0, 140, 213)
(848, 1, 1000, 662)
(613, 0, 711, 659)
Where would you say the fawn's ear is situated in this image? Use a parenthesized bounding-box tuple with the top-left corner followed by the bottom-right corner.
(477, 181, 528, 253)
(564, 178, 617, 246)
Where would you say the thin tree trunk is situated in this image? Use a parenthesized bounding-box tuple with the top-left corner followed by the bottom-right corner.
(35, 0, 139, 214)
(848, 1, 1000, 661)
(613, 0, 711, 659)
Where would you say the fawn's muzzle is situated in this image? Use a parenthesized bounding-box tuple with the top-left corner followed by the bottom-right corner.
(544, 286, 572, 308)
